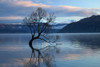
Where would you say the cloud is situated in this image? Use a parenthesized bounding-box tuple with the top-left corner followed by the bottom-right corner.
(0, 0, 99, 23)
(0, 16, 23, 20)
(52, 6, 99, 17)
(1, 0, 51, 8)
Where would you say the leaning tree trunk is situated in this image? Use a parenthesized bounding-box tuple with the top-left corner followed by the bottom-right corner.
(29, 37, 41, 55)
(29, 38, 35, 53)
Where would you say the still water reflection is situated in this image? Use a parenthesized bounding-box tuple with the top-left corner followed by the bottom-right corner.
(0, 33, 100, 67)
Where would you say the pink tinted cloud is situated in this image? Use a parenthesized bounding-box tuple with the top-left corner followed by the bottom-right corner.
(0, 0, 99, 18)
(12, 0, 51, 8)
(0, 16, 23, 20)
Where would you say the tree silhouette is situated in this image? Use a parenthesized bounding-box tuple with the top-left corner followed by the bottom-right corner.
(23, 7, 56, 65)
(23, 7, 55, 47)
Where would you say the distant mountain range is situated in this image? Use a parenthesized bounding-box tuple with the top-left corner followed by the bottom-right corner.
(0, 23, 66, 33)
(59, 15, 100, 33)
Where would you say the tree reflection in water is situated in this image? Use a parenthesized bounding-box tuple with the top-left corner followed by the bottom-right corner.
(24, 35, 60, 67)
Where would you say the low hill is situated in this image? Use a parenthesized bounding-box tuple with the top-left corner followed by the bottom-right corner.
(59, 15, 100, 33)
(0, 23, 66, 33)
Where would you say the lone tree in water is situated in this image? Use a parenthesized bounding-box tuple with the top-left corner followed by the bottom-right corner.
(23, 7, 56, 52)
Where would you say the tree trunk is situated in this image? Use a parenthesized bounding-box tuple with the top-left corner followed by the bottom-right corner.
(29, 38, 34, 52)
(29, 36, 41, 55)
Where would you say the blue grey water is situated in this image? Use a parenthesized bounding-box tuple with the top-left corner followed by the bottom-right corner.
(0, 33, 100, 67)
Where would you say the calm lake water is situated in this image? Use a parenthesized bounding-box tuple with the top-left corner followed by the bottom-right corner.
(0, 33, 100, 67)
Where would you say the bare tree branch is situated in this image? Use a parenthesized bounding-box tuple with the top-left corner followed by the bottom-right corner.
(23, 7, 55, 39)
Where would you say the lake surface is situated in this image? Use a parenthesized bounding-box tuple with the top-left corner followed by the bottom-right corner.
(0, 33, 100, 67)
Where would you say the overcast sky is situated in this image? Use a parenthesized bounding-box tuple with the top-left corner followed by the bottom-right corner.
(0, 0, 100, 24)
